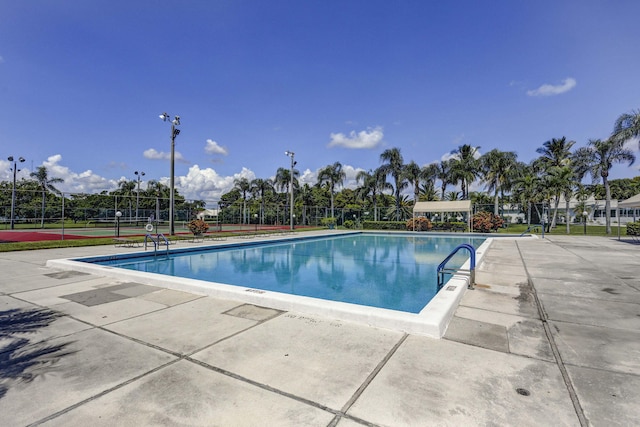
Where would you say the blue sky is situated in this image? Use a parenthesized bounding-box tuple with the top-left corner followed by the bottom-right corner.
(1, 0, 639, 204)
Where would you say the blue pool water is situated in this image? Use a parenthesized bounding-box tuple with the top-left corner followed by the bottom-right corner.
(88, 233, 485, 314)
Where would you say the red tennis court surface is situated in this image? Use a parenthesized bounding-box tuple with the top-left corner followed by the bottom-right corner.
(0, 231, 90, 243)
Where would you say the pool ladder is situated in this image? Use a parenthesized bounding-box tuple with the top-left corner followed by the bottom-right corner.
(437, 244, 476, 291)
(144, 233, 170, 256)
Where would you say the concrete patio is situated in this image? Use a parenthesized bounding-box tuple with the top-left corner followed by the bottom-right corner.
(0, 233, 638, 426)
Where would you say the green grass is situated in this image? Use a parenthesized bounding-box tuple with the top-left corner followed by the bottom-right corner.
(498, 223, 626, 236)
(0, 237, 117, 252)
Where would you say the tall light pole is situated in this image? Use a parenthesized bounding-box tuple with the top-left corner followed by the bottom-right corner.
(284, 150, 296, 231)
(159, 112, 181, 235)
(8, 156, 25, 230)
(134, 170, 145, 222)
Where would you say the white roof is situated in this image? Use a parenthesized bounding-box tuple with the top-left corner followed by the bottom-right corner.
(413, 200, 472, 213)
(619, 193, 640, 208)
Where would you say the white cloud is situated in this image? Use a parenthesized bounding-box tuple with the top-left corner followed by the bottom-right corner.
(299, 168, 316, 186)
(328, 126, 384, 149)
(175, 165, 255, 202)
(204, 139, 228, 156)
(527, 77, 576, 97)
(38, 154, 119, 194)
(623, 136, 639, 152)
(143, 148, 187, 163)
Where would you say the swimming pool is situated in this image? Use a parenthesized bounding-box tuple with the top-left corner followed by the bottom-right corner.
(48, 231, 494, 337)
(89, 233, 486, 313)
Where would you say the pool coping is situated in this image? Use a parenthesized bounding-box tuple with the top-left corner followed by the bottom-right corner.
(46, 232, 512, 338)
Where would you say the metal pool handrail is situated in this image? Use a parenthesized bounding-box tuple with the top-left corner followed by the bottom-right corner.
(144, 233, 170, 256)
(437, 243, 476, 290)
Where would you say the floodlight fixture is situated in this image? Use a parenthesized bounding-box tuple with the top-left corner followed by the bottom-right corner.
(8, 155, 26, 229)
(159, 112, 181, 235)
(285, 150, 295, 231)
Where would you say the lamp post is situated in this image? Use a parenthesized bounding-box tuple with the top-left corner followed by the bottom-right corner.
(134, 171, 145, 222)
(115, 211, 122, 237)
(583, 211, 588, 236)
(285, 150, 296, 231)
(8, 156, 25, 230)
(159, 112, 181, 235)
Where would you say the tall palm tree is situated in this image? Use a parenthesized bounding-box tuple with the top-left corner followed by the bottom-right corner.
(580, 138, 635, 234)
(535, 137, 575, 170)
(449, 144, 481, 200)
(612, 109, 640, 149)
(297, 183, 314, 225)
(317, 161, 346, 218)
(435, 159, 453, 200)
(250, 178, 274, 224)
(233, 177, 251, 224)
(113, 179, 137, 219)
(30, 166, 64, 228)
(403, 161, 425, 205)
(533, 137, 576, 228)
(379, 147, 406, 220)
(417, 163, 439, 202)
(356, 168, 392, 221)
(480, 149, 517, 216)
(511, 164, 541, 226)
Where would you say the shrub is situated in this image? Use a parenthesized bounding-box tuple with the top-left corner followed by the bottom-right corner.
(362, 221, 407, 230)
(627, 222, 640, 236)
(188, 219, 209, 235)
(472, 212, 504, 233)
(321, 217, 337, 228)
(343, 219, 355, 229)
(406, 217, 432, 231)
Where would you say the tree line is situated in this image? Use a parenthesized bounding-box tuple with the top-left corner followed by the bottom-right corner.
(222, 110, 640, 234)
(0, 169, 205, 226)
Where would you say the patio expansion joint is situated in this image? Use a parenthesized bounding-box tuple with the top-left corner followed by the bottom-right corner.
(516, 240, 589, 427)
(26, 309, 284, 426)
(29, 357, 183, 426)
(327, 333, 409, 427)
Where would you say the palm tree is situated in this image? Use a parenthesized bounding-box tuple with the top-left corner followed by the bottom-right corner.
(379, 147, 406, 220)
(297, 183, 314, 225)
(511, 165, 541, 226)
(580, 138, 635, 234)
(250, 178, 274, 224)
(356, 168, 392, 221)
(612, 109, 640, 149)
(317, 161, 346, 218)
(113, 179, 137, 220)
(480, 149, 517, 216)
(534, 137, 576, 229)
(436, 159, 453, 200)
(30, 166, 64, 228)
(449, 144, 481, 200)
(403, 161, 422, 205)
(233, 177, 251, 224)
